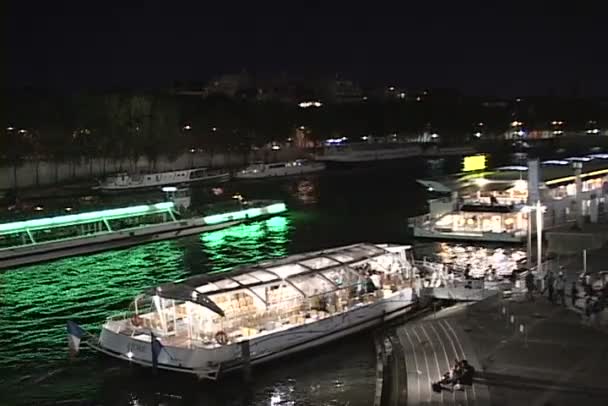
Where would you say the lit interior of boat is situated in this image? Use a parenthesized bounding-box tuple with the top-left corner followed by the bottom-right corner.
(104, 243, 415, 349)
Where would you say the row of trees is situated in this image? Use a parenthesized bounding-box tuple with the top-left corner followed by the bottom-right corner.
(2, 90, 608, 169)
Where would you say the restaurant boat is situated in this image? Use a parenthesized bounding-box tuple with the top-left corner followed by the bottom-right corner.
(0, 200, 287, 270)
(235, 160, 325, 179)
(98, 167, 230, 192)
(94, 243, 417, 378)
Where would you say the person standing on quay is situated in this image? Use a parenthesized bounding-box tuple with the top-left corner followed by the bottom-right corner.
(525, 271, 535, 301)
(545, 270, 555, 303)
(554, 272, 566, 306)
(570, 281, 578, 308)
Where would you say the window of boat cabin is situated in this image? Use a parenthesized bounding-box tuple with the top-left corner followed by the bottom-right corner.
(268, 163, 287, 169)
(189, 169, 208, 179)
(290, 274, 335, 297)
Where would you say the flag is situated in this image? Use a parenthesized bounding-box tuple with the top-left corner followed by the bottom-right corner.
(150, 332, 163, 369)
(66, 320, 86, 356)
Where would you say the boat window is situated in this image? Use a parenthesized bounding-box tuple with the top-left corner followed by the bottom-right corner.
(232, 274, 262, 285)
(266, 264, 309, 279)
(290, 274, 335, 296)
(195, 283, 220, 294)
(249, 270, 278, 282)
(211, 279, 240, 290)
(321, 267, 360, 287)
(299, 256, 339, 270)
(268, 163, 286, 169)
(189, 169, 208, 179)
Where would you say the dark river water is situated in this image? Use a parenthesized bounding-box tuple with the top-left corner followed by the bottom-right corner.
(0, 156, 504, 405)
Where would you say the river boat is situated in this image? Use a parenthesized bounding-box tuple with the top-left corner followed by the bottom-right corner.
(94, 243, 417, 378)
(98, 168, 230, 192)
(0, 200, 287, 270)
(235, 160, 325, 179)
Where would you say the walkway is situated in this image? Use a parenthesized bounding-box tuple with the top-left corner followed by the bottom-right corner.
(385, 317, 491, 405)
(381, 294, 608, 406)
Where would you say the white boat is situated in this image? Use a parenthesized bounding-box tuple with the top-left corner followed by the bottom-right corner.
(98, 168, 230, 192)
(95, 243, 417, 378)
(235, 160, 325, 179)
(0, 200, 287, 270)
(315, 143, 423, 163)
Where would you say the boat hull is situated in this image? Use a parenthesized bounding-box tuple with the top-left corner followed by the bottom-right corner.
(234, 165, 325, 180)
(96, 289, 414, 376)
(0, 219, 242, 270)
(99, 173, 230, 193)
(412, 226, 524, 243)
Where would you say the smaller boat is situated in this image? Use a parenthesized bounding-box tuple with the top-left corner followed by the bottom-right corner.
(235, 160, 325, 179)
(98, 168, 230, 192)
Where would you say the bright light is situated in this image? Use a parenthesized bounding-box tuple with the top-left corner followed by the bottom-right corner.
(64, 207, 72, 212)
(496, 165, 528, 171)
(18, 129, 27, 134)
(514, 179, 527, 190)
(189, 148, 196, 153)
(212, 127, 217, 132)
(388, 86, 395, 91)
(203, 202, 286, 225)
(478, 122, 484, 126)
(299, 126, 305, 130)
(298, 101, 323, 108)
(587, 128, 600, 134)
(6, 126, 14, 131)
(551, 120, 564, 126)
(462, 155, 487, 172)
(474, 178, 490, 187)
(553, 130, 563, 135)
(416, 96, 422, 102)
(399, 92, 406, 99)
(361, 136, 369, 141)
(183, 125, 192, 131)
(516, 130, 525, 136)
(162, 186, 178, 192)
(34, 206, 43, 211)
(473, 132, 482, 138)
(565, 156, 592, 162)
(542, 160, 569, 166)
(430, 133, 439, 139)
(271, 145, 280, 150)
(510, 120, 523, 127)
(588, 154, 608, 159)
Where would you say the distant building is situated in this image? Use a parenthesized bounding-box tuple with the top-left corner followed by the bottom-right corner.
(326, 79, 363, 103)
(202, 72, 252, 98)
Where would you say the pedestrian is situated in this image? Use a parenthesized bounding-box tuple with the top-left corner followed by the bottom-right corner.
(545, 270, 555, 303)
(554, 272, 566, 306)
(570, 281, 578, 308)
(525, 271, 535, 301)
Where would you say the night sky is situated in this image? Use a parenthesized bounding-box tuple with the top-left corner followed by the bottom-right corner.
(4, 1, 608, 96)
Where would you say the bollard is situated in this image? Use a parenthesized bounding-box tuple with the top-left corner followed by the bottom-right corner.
(241, 340, 251, 383)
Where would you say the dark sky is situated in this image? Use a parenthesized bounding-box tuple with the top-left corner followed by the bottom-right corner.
(4, 1, 608, 96)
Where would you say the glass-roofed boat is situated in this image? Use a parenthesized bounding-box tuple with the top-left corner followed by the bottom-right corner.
(95, 243, 417, 378)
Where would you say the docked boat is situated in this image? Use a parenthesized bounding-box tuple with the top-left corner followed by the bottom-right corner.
(94, 243, 417, 378)
(315, 143, 423, 164)
(0, 200, 287, 270)
(235, 160, 325, 179)
(97, 168, 230, 192)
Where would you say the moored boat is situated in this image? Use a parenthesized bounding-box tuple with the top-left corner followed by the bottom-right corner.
(94, 243, 417, 378)
(98, 168, 230, 192)
(235, 160, 325, 179)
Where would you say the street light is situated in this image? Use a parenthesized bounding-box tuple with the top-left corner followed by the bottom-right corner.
(522, 201, 546, 273)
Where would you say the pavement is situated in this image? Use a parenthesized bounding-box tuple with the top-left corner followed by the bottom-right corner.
(381, 292, 608, 406)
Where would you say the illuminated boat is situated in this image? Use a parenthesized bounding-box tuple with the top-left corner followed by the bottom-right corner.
(0, 201, 287, 270)
(98, 167, 230, 192)
(235, 160, 325, 179)
(95, 243, 417, 378)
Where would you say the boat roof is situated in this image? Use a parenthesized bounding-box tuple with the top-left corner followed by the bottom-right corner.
(152, 243, 410, 311)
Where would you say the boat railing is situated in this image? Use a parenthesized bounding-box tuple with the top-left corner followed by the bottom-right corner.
(408, 214, 431, 227)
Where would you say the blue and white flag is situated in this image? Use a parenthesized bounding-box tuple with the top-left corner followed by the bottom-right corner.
(66, 320, 86, 355)
(150, 332, 163, 369)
